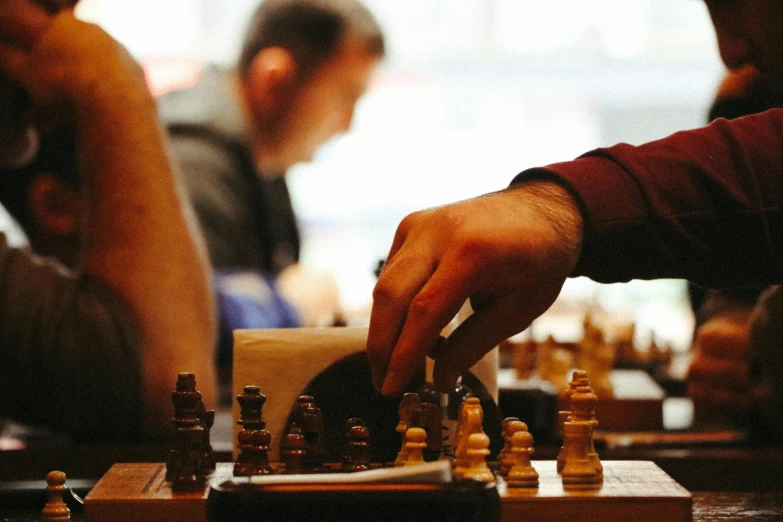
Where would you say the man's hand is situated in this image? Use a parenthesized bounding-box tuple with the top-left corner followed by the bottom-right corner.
(687, 311, 754, 427)
(368, 181, 583, 397)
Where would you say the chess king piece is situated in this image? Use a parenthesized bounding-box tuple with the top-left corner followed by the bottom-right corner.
(41, 470, 70, 522)
(561, 384, 603, 487)
(280, 426, 306, 474)
(506, 431, 539, 488)
(453, 396, 485, 478)
(557, 370, 589, 474)
(461, 432, 495, 483)
(499, 420, 528, 479)
(395, 393, 421, 467)
(234, 385, 273, 476)
(403, 427, 428, 466)
(342, 423, 371, 472)
(166, 372, 209, 491)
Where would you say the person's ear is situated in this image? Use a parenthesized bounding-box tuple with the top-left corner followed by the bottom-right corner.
(244, 47, 298, 115)
(27, 173, 81, 236)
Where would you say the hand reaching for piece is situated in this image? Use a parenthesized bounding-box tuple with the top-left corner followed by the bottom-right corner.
(367, 180, 583, 397)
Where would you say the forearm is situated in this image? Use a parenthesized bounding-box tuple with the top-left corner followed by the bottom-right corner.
(77, 84, 216, 437)
(514, 109, 783, 287)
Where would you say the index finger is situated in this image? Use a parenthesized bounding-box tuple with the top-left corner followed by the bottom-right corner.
(0, 0, 51, 49)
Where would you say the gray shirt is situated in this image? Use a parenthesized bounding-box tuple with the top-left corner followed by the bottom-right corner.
(0, 234, 143, 441)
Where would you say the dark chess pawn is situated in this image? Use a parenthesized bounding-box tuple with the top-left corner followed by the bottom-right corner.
(281, 426, 307, 474)
(198, 404, 216, 474)
(234, 385, 273, 477)
(167, 372, 208, 491)
(342, 420, 370, 472)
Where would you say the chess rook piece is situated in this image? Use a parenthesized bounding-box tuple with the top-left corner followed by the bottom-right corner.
(167, 372, 208, 491)
(453, 397, 484, 478)
(280, 426, 307, 474)
(556, 370, 589, 474)
(462, 432, 495, 483)
(403, 427, 427, 466)
(41, 470, 70, 522)
(234, 385, 273, 477)
(506, 431, 539, 488)
(394, 393, 421, 467)
(499, 420, 528, 479)
(561, 385, 602, 487)
(342, 424, 371, 472)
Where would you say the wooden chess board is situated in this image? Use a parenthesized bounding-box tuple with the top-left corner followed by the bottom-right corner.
(83, 460, 692, 522)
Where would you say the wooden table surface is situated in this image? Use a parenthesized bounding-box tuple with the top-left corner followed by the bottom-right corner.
(3, 491, 783, 521)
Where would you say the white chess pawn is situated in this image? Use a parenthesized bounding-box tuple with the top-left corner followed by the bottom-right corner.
(41, 470, 71, 522)
(461, 432, 495, 483)
(507, 431, 539, 488)
(500, 420, 528, 478)
(403, 427, 427, 466)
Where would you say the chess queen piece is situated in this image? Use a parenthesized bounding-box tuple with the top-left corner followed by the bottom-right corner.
(234, 385, 273, 476)
(506, 431, 539, 488)
(41, 471, 70, 522)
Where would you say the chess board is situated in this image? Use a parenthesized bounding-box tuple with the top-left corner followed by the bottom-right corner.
(83, 460, 692, 522)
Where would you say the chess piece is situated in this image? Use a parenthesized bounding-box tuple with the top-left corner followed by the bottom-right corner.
(497, 417, 521, 465)
(453, 396, 484, 478)
(461, 432, 495, 483)
(561, 385, 602, 487)
(342, 424, 371, 472)
(403, 427, 427, 466)
(556, 370, 589, 474)
(301, 402, 327, 472)
(198, 403, 216, 474)
(441, 379, 472, 460)
(506, 431, 539, 488)
(280, 426, 306, 474)
(234, 385, 273, 476)
(167, 372, 208, 490)
(419, 402, 443, 461)
(499, 420, 528, 478)
(394, 393, 421, 466)
(41, 470, 70, 522)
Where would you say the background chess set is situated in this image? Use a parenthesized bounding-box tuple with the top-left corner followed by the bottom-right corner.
(79, 327, 692, 522)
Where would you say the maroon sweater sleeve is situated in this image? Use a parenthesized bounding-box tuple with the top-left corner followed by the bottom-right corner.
(512, 109, 783, 287)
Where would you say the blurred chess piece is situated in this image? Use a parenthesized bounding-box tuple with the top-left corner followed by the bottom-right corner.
(280, 426, 306, 474)
(394, 393, 421, 467)
(403, 427, 427, 466)
(342, 420, 371, 472)
(557, 370, 589, 474)
(506, 431, 539, 488)
(462, 432, 495, 483)
(41, 470, 70, 522)
(167, 373, 209, 491)
(499, 420, 528, 479)
(453, 397, 485, 478)
(496, 417, 521, 465)
(510, 338, 537, 380)
(537, 336, 573, 395)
